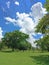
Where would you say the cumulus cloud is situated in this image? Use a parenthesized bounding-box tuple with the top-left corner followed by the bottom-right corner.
(16, 12, 35, 33)
(6, 1, 10, 8)
(30, 2, 47, 22)
(5, 2, 47, 47)
(0, 27, 3, 41)
(15, 1, 19, 6)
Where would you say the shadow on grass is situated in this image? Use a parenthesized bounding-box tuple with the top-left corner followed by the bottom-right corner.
(30, 55, 49, 65)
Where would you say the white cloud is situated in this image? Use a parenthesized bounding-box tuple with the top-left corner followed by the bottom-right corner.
(5, 17, 17, 25)
(6, 1, 10, 8)
(16, 12, 35, 33)
(5, 2, 47, 47)
(30, 2, 47, 22)
(0, 27, 3, 41)
(5, 17, 16, 22)
(15, 1, 19, 6)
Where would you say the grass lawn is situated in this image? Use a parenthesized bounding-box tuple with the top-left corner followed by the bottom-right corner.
(0, 50, 49, 65)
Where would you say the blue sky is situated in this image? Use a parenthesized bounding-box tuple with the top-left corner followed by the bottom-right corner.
(0, 0, 45, 34)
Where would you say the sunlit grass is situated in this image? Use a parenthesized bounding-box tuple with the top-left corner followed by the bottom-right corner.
(0, 50, 49, 65)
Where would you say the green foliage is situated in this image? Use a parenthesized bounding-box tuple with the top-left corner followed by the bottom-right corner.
(3, 30, 31, 51)
(35, 0, 49, 51)
(35, 14, 49, 34)
(45, 0, 49, 11)
(35, 35, 49, 51)
(18, 40, 31, 50)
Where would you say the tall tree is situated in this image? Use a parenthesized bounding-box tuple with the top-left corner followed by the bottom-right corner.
(35, 0, 49, 51)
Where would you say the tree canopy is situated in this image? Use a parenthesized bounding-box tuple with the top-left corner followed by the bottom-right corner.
(2, 30, 31, 51)
(35, 0, 49, 51)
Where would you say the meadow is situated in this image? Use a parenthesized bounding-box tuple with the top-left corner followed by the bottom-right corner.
(0, 50, 49, 65)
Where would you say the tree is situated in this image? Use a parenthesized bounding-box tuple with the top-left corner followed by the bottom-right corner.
(3, 30, 31, 51)
(35, 14, 49, 34)
(35, 0, 49, 51)
(35, 35, 49, 51)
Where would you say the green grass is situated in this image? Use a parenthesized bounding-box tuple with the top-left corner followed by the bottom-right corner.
(0, 50, 49, 65)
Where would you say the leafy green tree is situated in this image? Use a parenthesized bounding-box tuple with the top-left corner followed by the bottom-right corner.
(35, 0, 49, 51)
(3, 30, 31, 51)
(35, 35, 49, 51)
